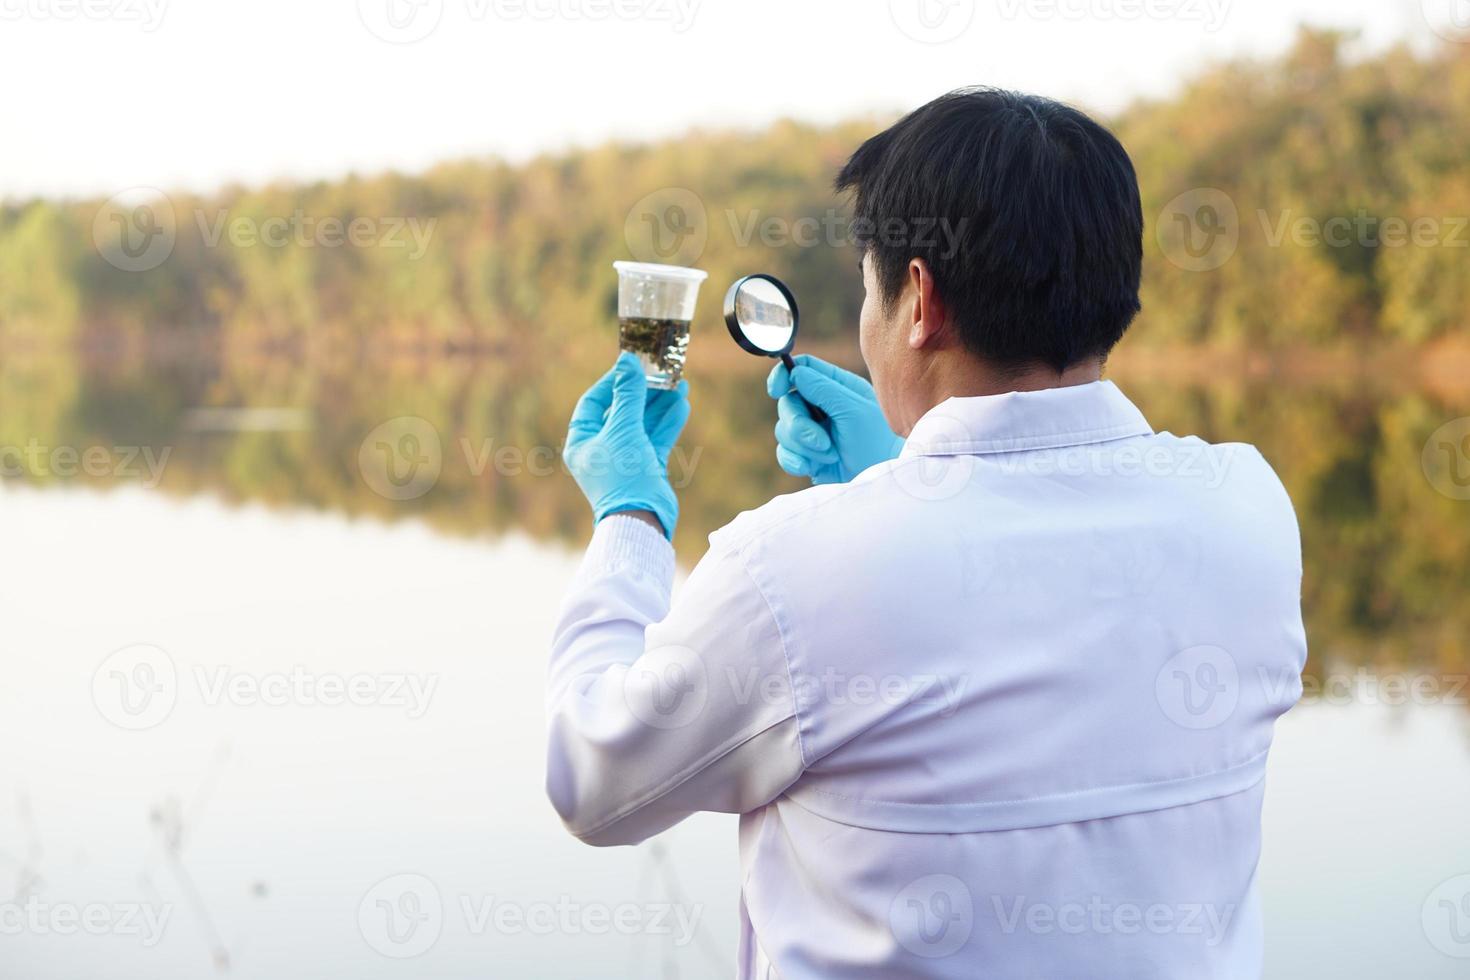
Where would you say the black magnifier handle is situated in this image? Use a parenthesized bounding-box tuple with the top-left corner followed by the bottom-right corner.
(781, 352, 828, 424)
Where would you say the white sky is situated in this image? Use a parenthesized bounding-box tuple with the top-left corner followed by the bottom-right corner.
(0, 0, 1457, 200)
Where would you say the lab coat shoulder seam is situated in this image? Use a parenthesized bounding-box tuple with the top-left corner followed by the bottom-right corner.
(713, 476, 887, 554)
(796, 748, 1272, 810)
(727, 542, 813, 771)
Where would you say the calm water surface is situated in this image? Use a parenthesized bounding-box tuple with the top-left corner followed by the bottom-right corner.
(1, 355, 1468, 977)
(0, 491, 1465, 978)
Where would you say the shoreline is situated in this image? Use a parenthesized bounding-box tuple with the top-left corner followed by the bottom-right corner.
(1, 329, 1466, 402)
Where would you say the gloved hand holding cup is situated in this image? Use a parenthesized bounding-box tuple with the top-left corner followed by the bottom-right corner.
(565, 352, 690, 540)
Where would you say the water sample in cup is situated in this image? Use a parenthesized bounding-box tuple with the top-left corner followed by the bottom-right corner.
(614, 261, 709, 389)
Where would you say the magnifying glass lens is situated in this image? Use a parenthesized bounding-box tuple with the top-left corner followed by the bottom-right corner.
(733, 278, 796, 354)
(723, 274, 826, 423)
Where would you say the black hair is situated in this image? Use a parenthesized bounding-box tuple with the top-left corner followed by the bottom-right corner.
(836, 87, 1143, 372)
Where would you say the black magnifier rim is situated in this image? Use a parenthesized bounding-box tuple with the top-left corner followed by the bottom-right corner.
(723, 274, 800, 358)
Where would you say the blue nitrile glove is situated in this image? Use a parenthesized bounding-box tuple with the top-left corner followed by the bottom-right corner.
(565, 353, 690, 540)
(767, 354, 903, 485)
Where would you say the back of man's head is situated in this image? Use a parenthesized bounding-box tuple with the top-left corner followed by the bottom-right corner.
(837, 88, 1144, 373)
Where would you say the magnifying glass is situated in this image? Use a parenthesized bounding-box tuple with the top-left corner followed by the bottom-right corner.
(723, 274, 827, 423)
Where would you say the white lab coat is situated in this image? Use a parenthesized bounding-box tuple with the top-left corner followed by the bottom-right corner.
(547, 380, 1306, 979)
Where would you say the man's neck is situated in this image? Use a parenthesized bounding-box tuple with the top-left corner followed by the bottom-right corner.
(900, 355, 1105, 433)
(948, 356, 1103, 397)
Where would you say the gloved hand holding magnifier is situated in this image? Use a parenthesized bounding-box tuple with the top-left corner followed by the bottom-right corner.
(725, 273, 904, 485)
(723, 274, 827, 423)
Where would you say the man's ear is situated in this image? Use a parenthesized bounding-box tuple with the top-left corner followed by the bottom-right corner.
(907, 258, 949, 350)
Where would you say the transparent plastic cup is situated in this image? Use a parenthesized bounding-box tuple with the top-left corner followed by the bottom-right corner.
(614, 261, 709, 390)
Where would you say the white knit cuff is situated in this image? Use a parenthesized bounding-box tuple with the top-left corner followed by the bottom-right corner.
(577, 513, 677, 590)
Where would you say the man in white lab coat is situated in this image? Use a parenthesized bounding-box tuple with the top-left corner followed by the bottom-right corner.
(550, 88, 1307, 979)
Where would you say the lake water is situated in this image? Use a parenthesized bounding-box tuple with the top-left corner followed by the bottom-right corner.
(1, 356, 1468, 977)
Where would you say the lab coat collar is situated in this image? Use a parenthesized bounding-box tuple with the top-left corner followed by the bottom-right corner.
(899, 380, 1152, 457)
